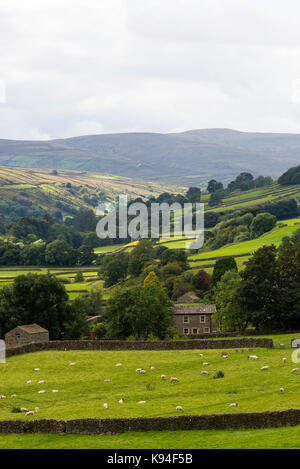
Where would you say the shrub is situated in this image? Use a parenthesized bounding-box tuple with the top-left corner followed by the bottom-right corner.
(213, 371, 225, 379)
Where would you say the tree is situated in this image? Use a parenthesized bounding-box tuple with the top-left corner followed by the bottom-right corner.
(76, 245, 96, 265)
(250, 213, 276, 238)
(210, 257, 238, 296)
(215, 271, 247, 331)
(239, 245, 279, 330)
(74, 271, 84, 282)
(278, 165, 300, 185)
(72, 208, 97, 232)
(192, 270, 211, 294)
(45, 240, 76, 266)
(207, 180, 223, 194)
(143, 271, 162, 288)
(186, 187, 201, 203)
(208, 190, 223, 207)
(0, 274, 70, 339)
(106, 284, 174, 339)
(102, 253, 129, 287)
(128, 240, 156, 277)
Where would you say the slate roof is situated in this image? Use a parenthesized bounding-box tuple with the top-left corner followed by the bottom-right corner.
(174, 304, 216, 315)
(16, 324, 49, 334)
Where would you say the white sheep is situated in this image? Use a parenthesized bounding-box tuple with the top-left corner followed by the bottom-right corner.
(25, 411, 34, 417)
(116, 363, 122, 367)
(203, 363, 209, 366)
(35, 407, 39, 413)
(161, 374, 166, 380)
(27, 380, 32, 384)
(118, 399, 124, 404)
(199, 354, 204, 358)
(248, 355, 259, 360)
(222, 355, 229, 359)
(280, 388, 285, 393)
(34, 368, 40, 371)
(70, 363, 76, 366)
(282, 358, 287, 364)
(229, 403, 238, 408)
(11, 394, 17, 398)
(292, 368, 299, 373)
(150, 366, 155, 371)
(138, 401, 147, 404)
(38, 390, 46, 394)
(104, 379, 112, 382)
(0, 395, 6, 399)
(140, 370, 146, 375)
(103, 403, 108, 409)
(136, 368, 142, 372)
(176, 406, 184, 412)
(52, 390, 59, 393)
(170, 377, 179, 383)
(261, 366, 269, 371)
(200, 371, 209, 376)
(20, 408, 28, 413)
(38, 380, 45, 384)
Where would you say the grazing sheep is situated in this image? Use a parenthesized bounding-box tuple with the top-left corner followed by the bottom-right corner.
(280, 388, 285, 393)
(38, 390, 46, 394)
(20, 408, 28, 413)
(176, 406, 184, 412)
(261, 366, 269, 371)
(199, 354, 204, 358)
(248, 355, 259, 360)
(11, 394, 17, 398)
(200, 371, 209, 376)
(38, 380, 45, 384)
(103, 403, 108, 409)
(222, 355, 228, 359)
(161, 374, 166, 380)
(0, 395, 6, 399)
(203, 363, 209, 366)
(70, 363, 76, 366)
(52, 390, 59, 393)
(25, 411, 34, 417)
(229, 403, 238, 408)
(150, 366, 155, 371)
(136, 368, 142, 372)
(104, 379, 112, 382)
(138, 401, 147, 404)
(34, 368, 40, 371)
(140, 370, 146, 375)
(116, 363, 122, 367)
(170, 377, 179, 383)
(118, 399, 124, 404)
(27, 380, 32, 384)
(292, 368, 299, 373)
(280, 344, 285, 348)
(35, 407, 39, 413)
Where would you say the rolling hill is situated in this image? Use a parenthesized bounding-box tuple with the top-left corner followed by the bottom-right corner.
(0, 129, 299, 185)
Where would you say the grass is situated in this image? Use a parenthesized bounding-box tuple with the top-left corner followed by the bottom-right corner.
(0, 346, 300, 422)
(1, 426, 300, 449)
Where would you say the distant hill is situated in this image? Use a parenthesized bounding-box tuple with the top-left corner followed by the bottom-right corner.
(0, 129, 299, 186)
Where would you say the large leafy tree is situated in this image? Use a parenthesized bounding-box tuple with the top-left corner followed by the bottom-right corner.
(210, 257, 237, 297)
(106, 284, 174, 339)
(215, 271, 247, 331)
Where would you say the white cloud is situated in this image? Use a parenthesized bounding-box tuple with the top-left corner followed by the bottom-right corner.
(1, 0, 300, 139)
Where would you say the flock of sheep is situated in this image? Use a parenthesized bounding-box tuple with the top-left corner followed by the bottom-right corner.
(1, 349, 299, 417)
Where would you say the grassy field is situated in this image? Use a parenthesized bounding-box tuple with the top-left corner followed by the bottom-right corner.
(1, 426, 300, 449)
(1, 344, 300, 422)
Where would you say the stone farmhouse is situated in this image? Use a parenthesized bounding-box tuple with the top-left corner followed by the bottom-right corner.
(5, 324, 49, 348)
(174, 304, 217, 336)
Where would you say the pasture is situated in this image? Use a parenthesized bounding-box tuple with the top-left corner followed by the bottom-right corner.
(0, 344, 300, 422)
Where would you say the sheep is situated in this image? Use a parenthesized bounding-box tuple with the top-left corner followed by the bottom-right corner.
(136, 368, 142, 372)
(203, 363, 209, 366)
(27, 380, 32, 384)
(222, 355, 229, 359)
(261, 366, 269, 371)
(103, 403, 108, 409)
(25, 411, 34, 417)
(161, 374, 166, 380)
(282, 358, 287, 364)
(52, 390, 59, 393)
(229, 403, 238, 408)
(176, 406, 184, 412)
(104, 379, 112, 382)
(199, 354, 204, 358)
(118, 399, 124, 404)
(280, 344, 285, 348)
(0, 395, 6, 399)
(38, 380, 45, 384)
(140, 369, 146, 375)
(20, 408, 28, 413)
(170, 377, 179, 383)
(248, 355, 259, 360)
(116, 363, 122, 367)
(292, 368, 299, 373)
(200, 371, 209, 376)
(70, 363, 76, 366)
(138, 401, 147, 404)
(150, 366, 155, 371)
(11, 394, 17, 398)
(35, 407, 39, 413)
(38, 390, 46, 394)
(34, 368, 40, 371)
(280, 388, 285, 393)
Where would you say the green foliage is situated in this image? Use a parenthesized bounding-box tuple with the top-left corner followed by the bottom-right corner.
(210, 258, 237, 297)
(101, 253, 129, 287)
(92, 322, 107, 339)
(250, 212, 277, 239)
(74, 271, 84, 282)
(214, 271, 247, 331)
(278, 165, 300, 185)
(213, 371, 225, 379)
(143, 271, 162, 288)
(45, 240, 77, 266)
(186, 187, 201, 203)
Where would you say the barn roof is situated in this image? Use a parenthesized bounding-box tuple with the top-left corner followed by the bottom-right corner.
(17, 324, 48, 334)
(174, 304, 216, 315)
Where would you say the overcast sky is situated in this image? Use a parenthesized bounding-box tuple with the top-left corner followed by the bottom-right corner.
(1, 0, 300, 139)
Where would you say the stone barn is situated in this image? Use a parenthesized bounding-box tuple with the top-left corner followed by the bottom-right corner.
(5, 324, 49, 349)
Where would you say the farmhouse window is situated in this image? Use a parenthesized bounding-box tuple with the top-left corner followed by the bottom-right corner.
(204, 327, 210, 333)
(200, 316, 205, 323)
(192, 328, 198, 335)
(183, 329, 189, 335)
(183, 316, 189, 324)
